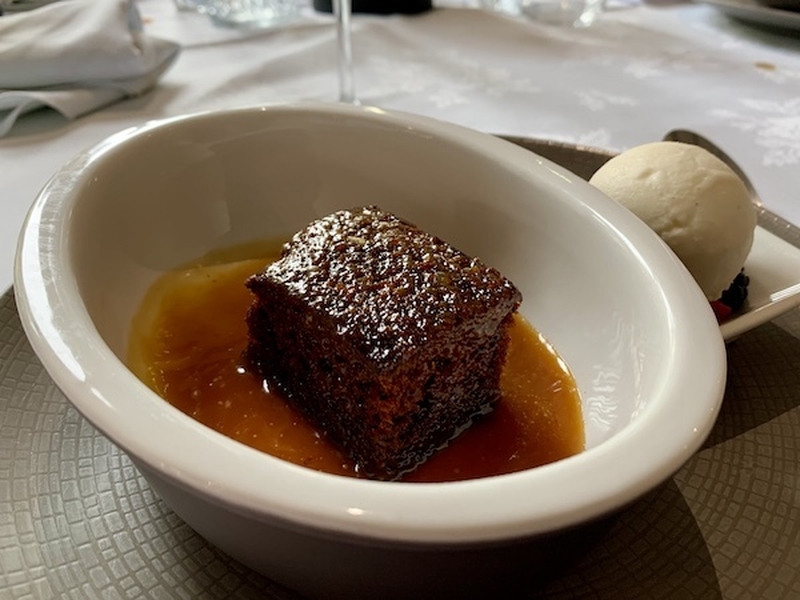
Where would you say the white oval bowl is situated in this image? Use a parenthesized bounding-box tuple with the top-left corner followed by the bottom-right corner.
(14, 102, 726, 598)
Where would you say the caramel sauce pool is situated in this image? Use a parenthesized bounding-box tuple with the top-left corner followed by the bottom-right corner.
(128, 245, 585, 482)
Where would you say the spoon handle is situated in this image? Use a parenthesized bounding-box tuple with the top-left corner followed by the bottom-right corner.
(499, 134, 800, 250)
(662, 129, 763, 208)
(660, 129, 800, 243)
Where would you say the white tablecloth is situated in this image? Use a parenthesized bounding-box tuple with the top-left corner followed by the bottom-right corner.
(1, 0, 799, 293)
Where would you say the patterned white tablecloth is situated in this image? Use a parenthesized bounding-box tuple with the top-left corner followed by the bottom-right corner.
(0, 0, 798, 293)
(1, 2, 800, 598)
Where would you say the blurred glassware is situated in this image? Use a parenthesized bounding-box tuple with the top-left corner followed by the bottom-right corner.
(319, 0, 433, 104)
(481, 0, 604, 26)
(333, 0, 356, 103)
(480, 0, 520, 14)
(173, 0, 205, 10)
(175, 0, 302, 27)
(521, 0, 603, 26)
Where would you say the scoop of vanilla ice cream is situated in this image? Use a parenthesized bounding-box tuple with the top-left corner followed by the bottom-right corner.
(589, 141, 757, 301)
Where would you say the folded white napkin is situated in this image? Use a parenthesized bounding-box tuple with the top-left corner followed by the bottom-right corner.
(0, 0, 180, 137)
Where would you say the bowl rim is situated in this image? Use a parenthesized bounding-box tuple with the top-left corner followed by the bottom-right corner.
(13, 101, 727, 545)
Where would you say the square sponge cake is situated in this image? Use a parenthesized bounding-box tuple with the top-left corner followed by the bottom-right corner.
(245, 206, 521, 480)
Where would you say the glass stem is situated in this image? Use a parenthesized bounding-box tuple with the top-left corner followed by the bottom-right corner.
(333, 0, 356, 103)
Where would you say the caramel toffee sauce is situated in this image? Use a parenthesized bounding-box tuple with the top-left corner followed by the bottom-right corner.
(128, 244, 585, 482)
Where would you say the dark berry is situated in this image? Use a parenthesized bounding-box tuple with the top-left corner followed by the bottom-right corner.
(718, 269, 749, 313)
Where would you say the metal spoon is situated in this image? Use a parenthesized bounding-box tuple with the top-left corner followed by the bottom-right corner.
(662, 129, 763, 207)
(661, 129, 800, 239)
(500, 131, 798, 244)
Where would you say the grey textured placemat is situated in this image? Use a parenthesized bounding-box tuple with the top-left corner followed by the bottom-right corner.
(2, 289, 800, 599)
(0, 291, 298, 600)
(4, 135, 800, 598)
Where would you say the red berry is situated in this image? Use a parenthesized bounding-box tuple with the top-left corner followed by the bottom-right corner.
(711, 300, 733, 322)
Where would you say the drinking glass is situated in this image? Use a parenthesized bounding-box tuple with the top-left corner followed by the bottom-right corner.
(481, 0, 603, 27)
(333, 0, 357, 103)
(520, 0, 603, 27)
(330, 0, 433, 101)
(176, 0, 301, 28)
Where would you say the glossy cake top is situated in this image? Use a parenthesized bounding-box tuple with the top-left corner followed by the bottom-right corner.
(248, 206, 521, 367)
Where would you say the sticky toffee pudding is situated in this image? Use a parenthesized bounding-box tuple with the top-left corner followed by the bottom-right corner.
(128, 243, 584, 483)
